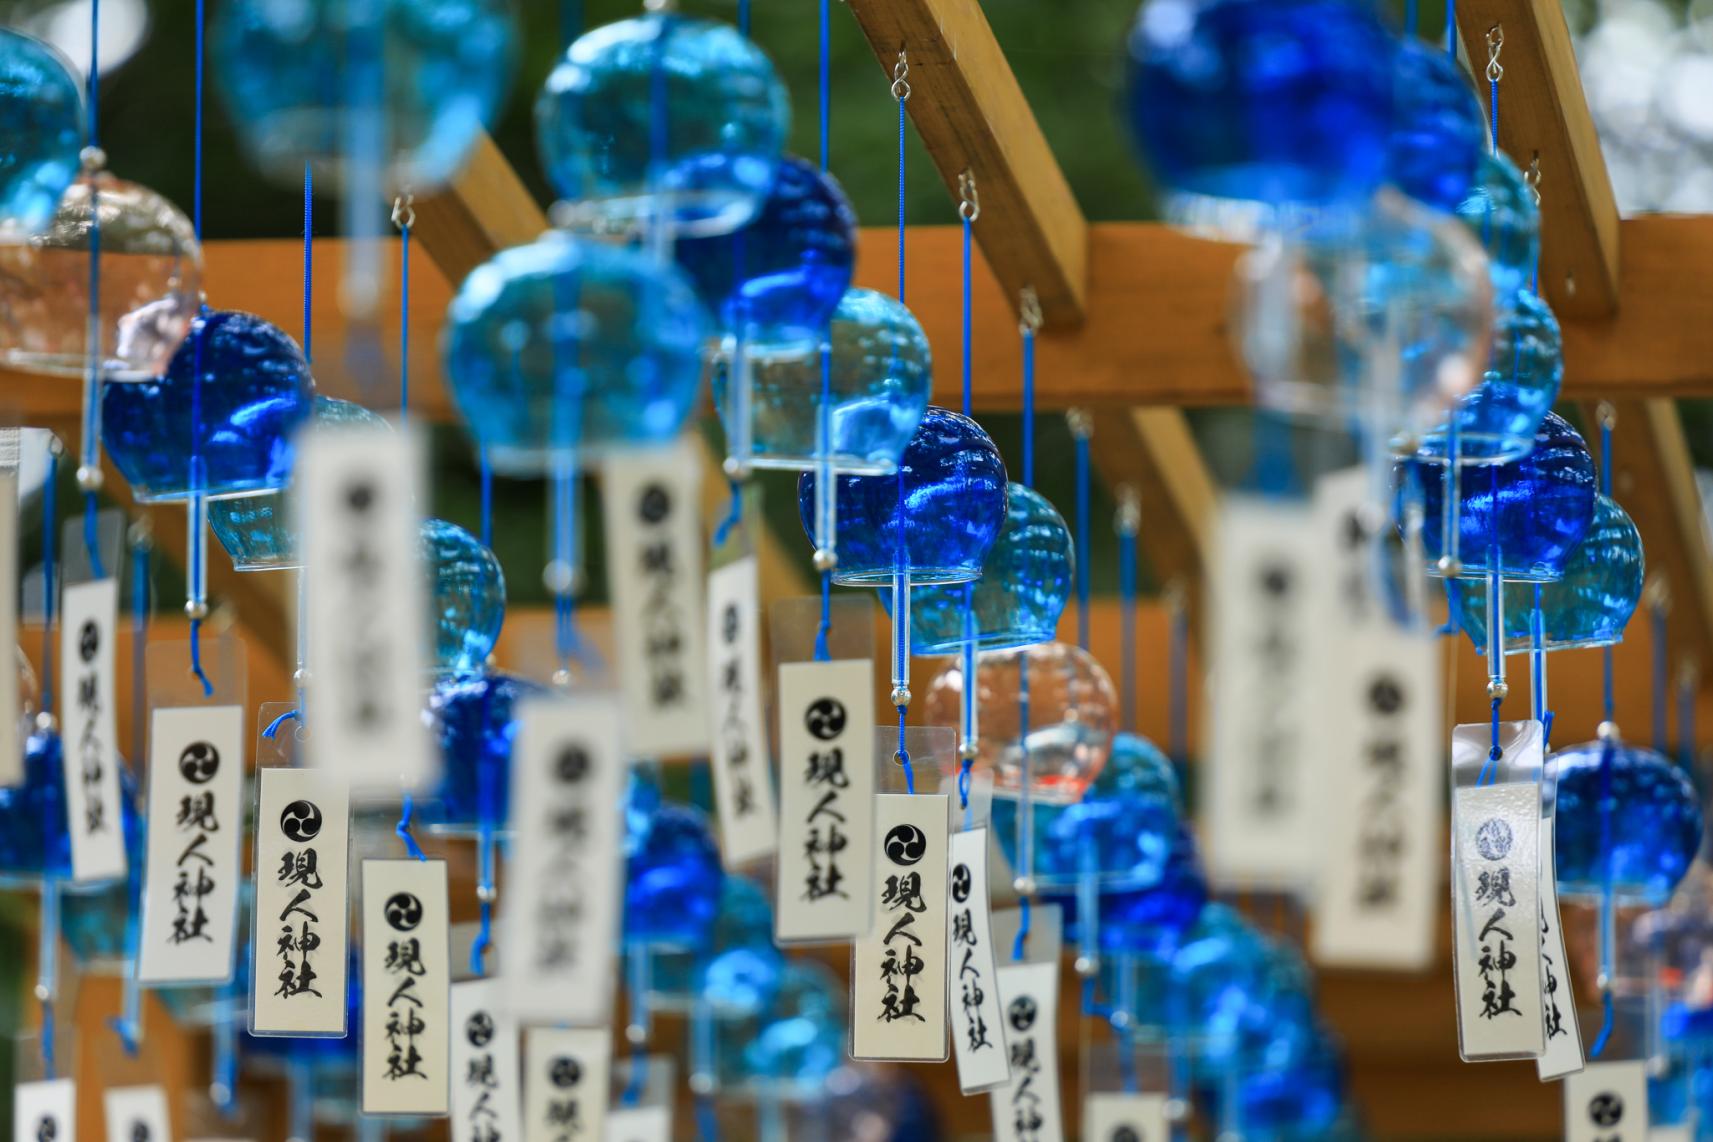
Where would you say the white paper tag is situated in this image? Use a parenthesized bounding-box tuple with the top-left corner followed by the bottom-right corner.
(1648, 1126, 1693, 1141)
(13, 1079, 74, 1142)
(774, 659, 876, 943)
(361, 858, 451, 1116)
(137, 706, 244, 983)
(450, 979, 522, 1142)
(61, 577, 125, 883)
(1311, 469, 1442, 971)
(251, 766, 350, 1036)
(1538, 808, 1584, 1081)
(1452, 780, 1545, 1061)
(0, 461, 19, 786)
(604, 1107, 670, 1142)
(601, 440, 710, 759)
(706, 556, 776, 864)
(1084, 1093, 1169, 1142)
(524, 1028, 610, 1142)
(852, 792, 949, 1060)
(1203, 496, 1323, 891)
(500, 695, 625, 1027)
(103, 1085, 170, 1142)
(1564, 1061, 1649, 1142)
(299, 425, 431, 794)
(989, 960, 1063, 1142)
(947, 827, 1010, 1093)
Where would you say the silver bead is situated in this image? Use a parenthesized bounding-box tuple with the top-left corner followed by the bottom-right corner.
(1164, 1098, 1190, 1123)
(958, 740, 979, 761)
(1487, 679, 1508, 701)
(543, 560, 576, 596)
(1108, 1009, 1132, 1031)
(551, 668, 573, 688)
(1436, 555, 1462, 577)
(1012, 874, 1036, 897)
(890, 685, 911, 708)
(812, 547, 838, 573)
(722, 455, 752, 482)
(184, 598, 210, 621)
(79, 145, 107, 172)
(1066, 408, 1093, 440)
(1073, 954, 1098, 977)
(624, 1022, 648, 1046)
(688, 1073, 715, 1097)
(75, 465, 102, 493)
(35, 710, 57, 734)
(1598, 720, 1620, 742)
(292, 667, 311, 685)
(476, 883, 497, 904)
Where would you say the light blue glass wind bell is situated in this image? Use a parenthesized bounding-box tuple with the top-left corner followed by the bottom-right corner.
(0, 28, 84, 241)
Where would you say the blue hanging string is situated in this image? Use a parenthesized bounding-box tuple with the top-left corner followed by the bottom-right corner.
(1075, 430, 1090, 651)
(1476, 697, 1502, 786)
(395, 793, 429, 861)
(1013, 661, 1033, 960)
(737, 0, 750, 35)
(1022, 325, 1035, 488)
(263, 709, 300, 739)
(1120, 516, 1137, 733)
(303, 165, 313, 361)
(1590, 409, 1619, 1057)
(811, 0, 834, 665)
(1405, 0, 1418, 35)
(819, 0, 830, 174)
(471, 682, 499, 975)
(897, 90, 907, 302)
(1489, 77, 1499, 154)
(130, 532, 148, 766)
(479, 449, 494, 549)
(42, 451, 59, 716)
(713, 476, 744, 550)
(185, 0, 213, 698)
(398, 210, 411, 423)
(1447, 0, 1457, 55)
(80, 0, 104, 583)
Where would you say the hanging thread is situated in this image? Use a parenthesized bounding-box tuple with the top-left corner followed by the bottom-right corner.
(1486, 26, 1503, 153)
(1590, 401, 1620, 1058)
(186, 0, 213, 698)
(811, 0, 835, 664)
(394, 195, 415, 422)
(1117, 487, 1140, 734)
(1070, 409, 1092, 651)
(77, 0, 105, 581)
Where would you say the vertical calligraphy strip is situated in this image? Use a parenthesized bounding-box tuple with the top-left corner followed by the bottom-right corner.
(500, 695, 625, 1026)
(361, 859, 451, 1116)
(138, 705, 245, 982)
(774, 659, 876, 944)
(450, 979, 522, 1142)
(102, 1086, 169, 1142)
(601, 439, 710, 759)
(0, 453, 19, 786)
(1563, 1060, 1649, 1142)
(299, 425, 431, 793)
(523, 1027, 610, 1142)
(1452, 780, 1545, 1061)
(1536, 806, 1584, 1080)
(705, 555, 777, 864)
(1084, 1093, 1169, 1142)
(946, 827, 1009, 1092)
(60, 577, 125, 883)
(852, 793, 950, 1061)
(989, 961, 1064, 1142)
(251, 767, 351, 1036)
(13, 1080, 75, 1142)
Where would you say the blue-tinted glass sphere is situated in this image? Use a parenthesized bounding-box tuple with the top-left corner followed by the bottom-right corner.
(442, 230, 709, 475)
(101, 309, 313, 502)
(1415, 289, 1562, 465)
(904, 484, 1074, 655)
(1232, 1048, 1345, 1138)
(726, 287, 932, 474)
(624, 802, 724, 952)
(1387, 39, 1484, 214)
(675, 155, 856, 352)
(1164, 904, 1272, 1054)
(211, 0, 517, 191)
(425, 671, 544, 832)
(1095, 825, 1207, 961)
(1456, 151, 1540, 301)
(720, 961, 845, 1097)
(649, 875, 782, 1015)
(0, 30, 82, 240)
(1555, 740, 1703, 905)
(61, 764, 146, 968)
(209, 396, 388, 571)
(421, 518, 505, 678)
(1454, 494, 1644, 655)
(1125, 0, 1394, 211)
(797, 407, 1007, 586)
(1410, 411, 1597, 582)
(537, 14, 789, 237)
(0, 726, 71, 884)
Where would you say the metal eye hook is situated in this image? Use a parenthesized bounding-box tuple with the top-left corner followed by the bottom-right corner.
(1486, 25, 1505, 83)
(958, 169, 979, 222)
(1525, 154, 1542, 206)
(391, 193, 416, 231)
(891, 50, 911, 101)
(1018, 286, 1043, 335)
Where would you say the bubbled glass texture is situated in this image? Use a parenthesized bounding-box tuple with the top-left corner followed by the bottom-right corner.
(442, 231, 709, 475)
(0, 30, 83, 240)
(1387, 38, 1484, 214)
(1415, 289, 1562, 465)
(648, 875, 781, 1015)
(715, 960, 845, 1097)
(1454, 494, 1644, 655)
(922, 641, 1118, 802)
(1411, 411, 1597, 582)
(208, 397, 388, 571)
(675, 155, 856, 351)
(536, 14, 789, 237)
(102, 309, 312, 502)
(624, 801, 724, 952)
(904, 484, 1073, 655)
(1456, 151, 1540, 302)
(0, 172, 201, 381)
(1232, 1049, 1346, 1139)
(211, 0, 516, 191)
(1555, 741, 1703, 905)
(0, 728, 71, 884)
(422, 518, 505, 678)
(1233, 189, 1492, 440)
(1125, 0, 1394, 211)
(426, 671, 544, 832)
(731, 287, 931, 474)
(1166, 906, 1319, 1080)
(1092, 825, 1207, 961)
(796, 407, 1007, 586)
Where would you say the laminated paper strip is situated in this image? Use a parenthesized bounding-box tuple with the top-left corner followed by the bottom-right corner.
(251, 767, 351, 1036)
(852, 793, 950, 1061)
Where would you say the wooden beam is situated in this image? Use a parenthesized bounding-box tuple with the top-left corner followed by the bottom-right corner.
(844, 0, 1088, 327)
(1456, 0, 1622, 319)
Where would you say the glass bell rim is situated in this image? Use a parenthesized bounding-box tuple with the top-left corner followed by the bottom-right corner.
(554, 190, 764, 242)
(910, 626, 1058, 657)
(1409, 430, 1539, 467)
(744, 454, 896, 477)
(225, 552, 304, 573)
(129, 482, 292, 505)
(2, 353, 171, 384)
(832, 566, 980, 587)
(1556, 882, 1676, 908)
(1478, 631, 1623, 656)
(1428, 562, 1565, 584)
(1029, 865, 1177, 894)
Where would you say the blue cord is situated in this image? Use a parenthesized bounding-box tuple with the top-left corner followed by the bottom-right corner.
(83, 494, 105, 580)
(1591, 735, 1617, 1056)
(42, 452, 58, 716)
(395, 794, 429, 861)
(961, 213, 972, 416)
(1075, 433, 1090, 651)
(713, 477, 743, 549)
(479, 449, 493, 548)
(1477, 697, 1502, 786)
(303, 164, 313, 361)
(1120, 521, 1137, 733)
(263, 709, 300, 738)
(897, 98, 906, 302)
(398, 217, 411, 421)
(185, 0, 213, 698)
(1013, 896, 1031, 962)
(737, 0, 750, 36)
(819, 0, 830, 173)
(896, 706, 914, 793)
(1405, 0, 1417, 35)
(1447, 0, 1457, 55)
(1022, 329, 1035, 487)
(81, 0, 105, 583)
(1489, 78, 1499, 154)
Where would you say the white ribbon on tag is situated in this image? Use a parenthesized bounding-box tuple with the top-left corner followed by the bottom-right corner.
(947, 827, 1010, 1093)
(853, 792, 950, 1061)
(13, 1079, 74, 1142)
(524, 1027, 611, 1142)
(774, 659, 876, 944)
(361, 859, 451, 1116)
(450, 979, 522, 1142)
(1537, 776, 1584, 1081)
(251, 767, 350, 1036)
(1563, 1060, 1649, 1142)
(138, 705, 245, 983)
(989, 960, 1064, 1142)
(601, 439, 710, 759)
(299, 424, 431, 794)
(706, 556, 776, 864)
(61, 577, 124, 883)
(500, 695, 625, 1026)
(1085, 1092, 1169, 1142)
(103, 1085, 169, 1142)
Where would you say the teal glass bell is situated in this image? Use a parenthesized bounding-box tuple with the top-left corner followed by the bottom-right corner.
(903, 483, 1073, 654)
(442, 229, 710, 475)
(1387, 38, 1484, 214)
(536, 14, 789, 237)
(648, 875, 782, 1016)
(60, 763, 145, 967)
(624, 800, 724, 952)
(422, 518, 505, 678)
(1453, 493, 1644, 654)
(1555, 740, 1704, 905)
(425, 670, 543, 833)
(209, 397, 388, 571)
(714, 960, 845, 1098)
(0, 29, 83, 240)
(1414, 288, 1562, 466)
(1456, 151, 1540, 301)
